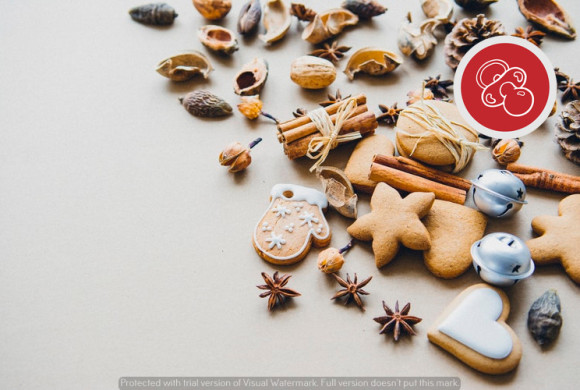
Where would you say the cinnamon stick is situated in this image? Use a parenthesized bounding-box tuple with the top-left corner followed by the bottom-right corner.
(277, 94, 367, 133)
(283, 111, 377, 160)
(512, 172, 580, 194)
(369, 163, 467, 204)
(278, 104, 369, 144)
(373, 155, 472, 191)
(507, 163, 580, 182)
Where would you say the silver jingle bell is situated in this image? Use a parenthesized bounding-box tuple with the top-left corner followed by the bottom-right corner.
(466, 169, 527, 218)
(471, 232, 535, 287)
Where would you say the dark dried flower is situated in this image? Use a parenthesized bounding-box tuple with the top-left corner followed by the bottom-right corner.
(512, 26, 545, 46)
(424, 75, 453, 98)
(377, 103, 403, 125)
(331, 273, 372, 311)
(310, 41, 352, 63)
(290, 3, 317, 22)
(257, 271, 301, 311)
(373, 300, 422, 341)
(342, 0, 387, 20)
(554, 68, 570, 86)
(319, 89, 351, 107)
(292, 107, 308, 118)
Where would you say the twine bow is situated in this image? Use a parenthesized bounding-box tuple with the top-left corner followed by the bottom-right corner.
(306, 97, 361, 172)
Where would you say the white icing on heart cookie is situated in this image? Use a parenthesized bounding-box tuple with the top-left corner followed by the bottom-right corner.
(438, 288, 513, 359)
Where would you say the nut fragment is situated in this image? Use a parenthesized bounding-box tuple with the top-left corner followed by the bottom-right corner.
(517, 0, 575, 39)
(238, 0, 262, 35)
(344, 47, 402, 80)
(192, 0, 231, 20)
(290, 56, 337, 90)
(398, 15, 439, 60)
(421, 0, 453, 24)
(156, 51, 213, 81)
(316, 166, 358, 218)
(198, 25, 239, 55)
(302, 8, 359, 44)
(233, 58, 269, 96)
(260, 0, 291, 44)
(129, 3, 178, 26)
(179, 90, 232, 117)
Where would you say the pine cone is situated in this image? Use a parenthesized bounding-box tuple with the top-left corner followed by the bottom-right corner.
(556, 100, 580, 165)
(444, 14, 505, 70)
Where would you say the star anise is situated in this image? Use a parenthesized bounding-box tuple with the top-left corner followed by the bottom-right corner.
(554, 67, 570, 86)
(257, 271, 301, 311)
(512, 26, 545, 47)
(373, 300, 422, 341)
(319, 89, 351, 107)
(290, 3, 316, 22)
(424, 75, 453, 99)
(292, 107, 308, 118)
(376, 103, 403, 125)
(331, 273, 372, 311)
(559, 78, 580, 103)
(310, 41, 352, 63)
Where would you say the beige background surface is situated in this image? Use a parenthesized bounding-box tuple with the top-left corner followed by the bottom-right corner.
(1, 1, 579, 389)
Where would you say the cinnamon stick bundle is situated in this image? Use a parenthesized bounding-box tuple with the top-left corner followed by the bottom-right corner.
(277, 94, 377, 160)
(506, 163, 580, 194)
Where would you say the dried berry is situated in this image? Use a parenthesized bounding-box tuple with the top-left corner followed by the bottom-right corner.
(179, 90, 232, 118)
(219, 138, 261, 172)
(492, 139, 522, 165)
(317, 241, 353, 273)
(129, 3, 178, 26)
(528, 289, 563, 346)
(238, 0, 262, 35)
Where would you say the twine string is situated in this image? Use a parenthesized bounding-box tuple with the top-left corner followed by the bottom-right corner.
(397, 88, 487, 172)
(306, 97, 361, 172)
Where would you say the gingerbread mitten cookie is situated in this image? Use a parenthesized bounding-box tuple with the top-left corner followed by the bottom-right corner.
(347, 183, 434, 268)
(527, 194, 580, 284)
(253, 184, 331, 265)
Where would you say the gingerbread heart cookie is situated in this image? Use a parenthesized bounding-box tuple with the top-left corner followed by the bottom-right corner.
(428, 284, 522, 375)
(253, 184, 331, 265)
(527, 194, 580, 284)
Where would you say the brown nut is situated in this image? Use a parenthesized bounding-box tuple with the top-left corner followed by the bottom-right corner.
(290, 56, 336, 89)
(492, 139, 521, 165)
(318, 248, 345, 273)
(192, 0, 231, 20)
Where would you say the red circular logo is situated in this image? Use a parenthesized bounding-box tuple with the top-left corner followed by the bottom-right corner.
(454, 36, 556, 138)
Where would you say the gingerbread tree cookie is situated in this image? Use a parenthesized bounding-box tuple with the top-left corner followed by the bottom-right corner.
(347, 183, 435, 268)
(527, 194, 580, 284)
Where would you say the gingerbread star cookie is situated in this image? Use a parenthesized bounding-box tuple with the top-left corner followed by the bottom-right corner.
(527, 194, 580, 284)
(347, 183, 435, 268)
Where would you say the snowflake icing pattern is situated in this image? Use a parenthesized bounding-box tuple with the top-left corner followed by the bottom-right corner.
(272, 204, 292, 218)
(299, 212, 319, 227)
(265, 232, 286, 250)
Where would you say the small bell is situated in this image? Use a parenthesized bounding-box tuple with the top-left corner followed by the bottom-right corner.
(466, 169, 527, 217)
(471, 232, 535, 286)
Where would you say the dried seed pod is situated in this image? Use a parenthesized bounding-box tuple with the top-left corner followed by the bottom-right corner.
(233, 58, 269, 96)
(179, 90, 232, 117)
(342, 0, 386, 20)
(528, 289, 563, 346)
(198, 25, 238, 55)
(317, 241, 354, 273)
(238, 95, 263, 120)
(421, 0, 453, 24)
(290, 56, 336, 89)
(156, 51, 214, 81)
(302, 9, 359, 44)
(129, 3, 178, 26)
(316, 166, 358, 218)
(454, 0, 498, 9)
(492, 139, 522, 165)
(238, 0, 262, 35)
(344, 47, 402, 80)
(219, 138, 262, 172)
(398, 15, 439, 61)
(192, 0, 231, 20)
(517, 0, 575, 39)
(260, 0, 291, 45)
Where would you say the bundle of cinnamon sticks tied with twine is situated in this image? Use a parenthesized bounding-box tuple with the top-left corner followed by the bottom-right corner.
(277, 94, 377, 171)
(371, 155, 580, 205)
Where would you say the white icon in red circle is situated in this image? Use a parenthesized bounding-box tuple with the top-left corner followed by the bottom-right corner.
(476, 59, 534, 117)
(454, 36, 556, 139)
